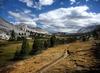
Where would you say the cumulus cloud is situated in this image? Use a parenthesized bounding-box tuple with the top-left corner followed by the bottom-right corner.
(8, 10, 37, 27)
(24, 9, 31, 13)
(70, 0, 76, 5)
(39, 0, 54, 6)
(19, 0, 33, 7)
(86, 0, 89, 2)
(19, 0, 54, 9)
(86, 0, 99, 2)
(8, 5, 100, 33)
(35, 0, 55, 10)
(37, 5, 100, 33)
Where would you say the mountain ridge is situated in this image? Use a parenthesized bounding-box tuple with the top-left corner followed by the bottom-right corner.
(0, 17, 49, 35)
(78, 25, 100, 33)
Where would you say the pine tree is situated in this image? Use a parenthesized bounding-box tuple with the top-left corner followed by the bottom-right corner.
(9, 30, 16, 41)
(30, 38, 44, 55)
(19, 37, 30, 58)
(13, 37, 30, 60)
(44, 40, 48, 49)
(81, 35, 86, 41)
(50, 35, 56, 47)
(13, 47, 20, 60)
(92, 31, 98, 39)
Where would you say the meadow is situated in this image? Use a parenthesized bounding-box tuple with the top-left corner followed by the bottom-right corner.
(0, 40, 33, 67)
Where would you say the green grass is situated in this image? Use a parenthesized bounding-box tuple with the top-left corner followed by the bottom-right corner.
(0, 40, 33, 67)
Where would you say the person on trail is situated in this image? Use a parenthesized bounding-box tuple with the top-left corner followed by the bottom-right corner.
(64, 50, 70, 58)
(67, 50, 70, 55)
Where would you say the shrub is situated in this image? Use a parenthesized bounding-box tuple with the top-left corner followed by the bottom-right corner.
(66, 37, 76, 43)
(81, 36, 86, 41)
(92, 31, 99, 39)
(17, 37, 23, 41)
(56, 38, 66, 45)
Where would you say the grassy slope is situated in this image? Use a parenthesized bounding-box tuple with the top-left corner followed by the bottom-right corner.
(0, 40, 33, 67)
(0, 40, 98, 73)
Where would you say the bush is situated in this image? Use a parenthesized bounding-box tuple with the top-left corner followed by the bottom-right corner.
(81, 36, 86, 41)
(92, 31, 99, 39)
(17, 37, 23, 41)
(66, 37, 76, 43)
(55, 38, 67, 45)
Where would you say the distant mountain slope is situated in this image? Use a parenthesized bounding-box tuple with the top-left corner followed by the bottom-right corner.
(78, 25, 100, 33)
(0, 18, 14, 30)
(15, 23, 49, 34)
(0, 18, 15, 32)
(0, 17, 48, 35)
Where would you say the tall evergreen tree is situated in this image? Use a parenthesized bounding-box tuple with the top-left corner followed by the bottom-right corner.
(30, 38, 45, 55)
(44, 40, 48, 49)
(9, 30, 16, 41)
(50, 35, 56, 47)
(19, 37, 30, 58)
(92, 31, 98, 39)
(13, 47, 20, 60)
(13, 37, 30, 60)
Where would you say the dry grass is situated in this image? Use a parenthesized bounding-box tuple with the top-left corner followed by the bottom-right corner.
(0, 40, 98, 73)
(6, 44, 69, 73)
(44, 41, 97, 73)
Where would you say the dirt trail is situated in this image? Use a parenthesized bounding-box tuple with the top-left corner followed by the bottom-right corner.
(0, 44, 70, 73)
(0, 41, 97, 73)
(37, 49, 69, 73)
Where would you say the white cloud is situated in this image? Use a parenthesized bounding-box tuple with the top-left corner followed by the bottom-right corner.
(8, 5, 100, 33)
(8, 10, 37, 27)
(39, 0, 54, 6)
(19, 0, 54, 9)
(37, 5, 100, 33)
(24, 9, 31, 13)
(86, 0, 89, 2)
(19, 0, 33, 7)
(70, 0, 76, 5)
(34, 0, 55, 10)
(86, 0, 99, 2)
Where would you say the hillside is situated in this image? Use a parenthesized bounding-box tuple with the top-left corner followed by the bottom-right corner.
(0, 18, 15, 33)
(0, 40, 99, 73)
(78, 25, 100, 33)
(0, 17, 48, 35)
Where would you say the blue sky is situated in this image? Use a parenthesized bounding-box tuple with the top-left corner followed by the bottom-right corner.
(0, 0, 100, 33)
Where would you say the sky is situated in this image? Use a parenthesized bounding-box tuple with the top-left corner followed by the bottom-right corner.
(0, 0, 100, 33)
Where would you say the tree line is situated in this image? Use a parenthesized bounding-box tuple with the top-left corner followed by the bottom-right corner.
(13, 35, 77, 60)
(9, 30, 99, 60)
